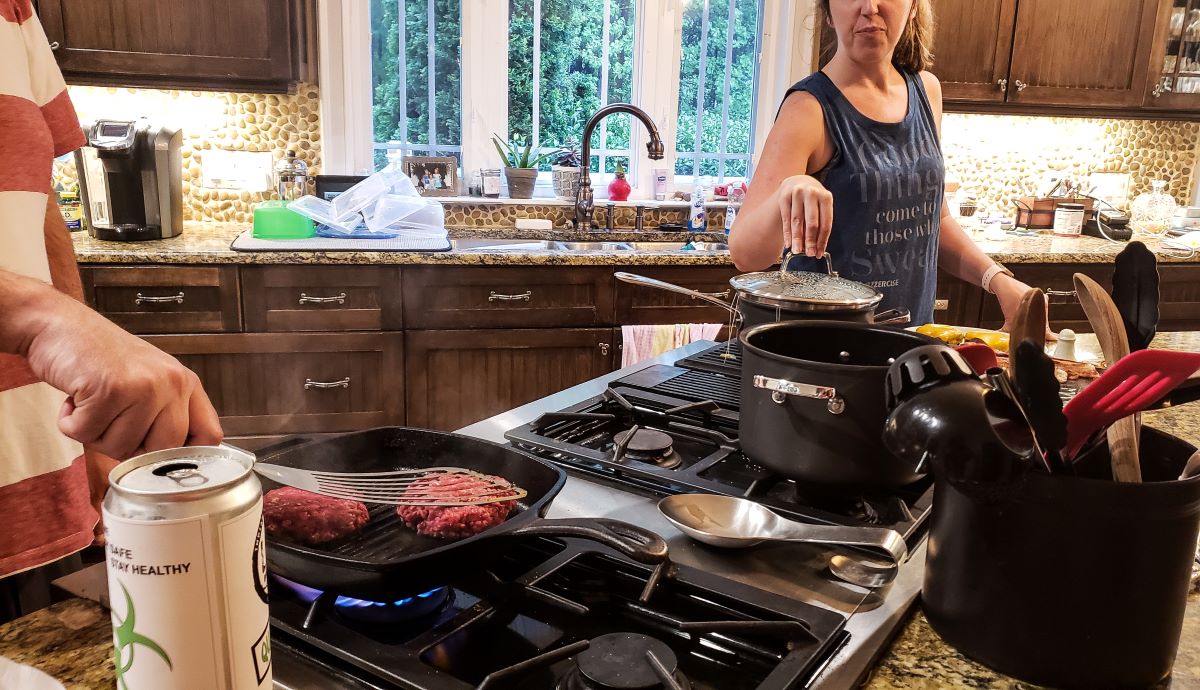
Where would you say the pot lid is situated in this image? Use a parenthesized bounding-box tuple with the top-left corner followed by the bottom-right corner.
(731, 252, 882, 309)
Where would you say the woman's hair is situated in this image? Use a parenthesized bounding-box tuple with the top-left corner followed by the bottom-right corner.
(817, 0, 935, 73)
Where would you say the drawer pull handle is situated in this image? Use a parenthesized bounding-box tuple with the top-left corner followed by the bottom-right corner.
(305, 377, 350, 390)
(299, 292, 347, 305)
(135, 291, 185, 305)
(488, 290, 532, 302)
(599, 343, 610, 356)
(1042, 288, 1078, 303)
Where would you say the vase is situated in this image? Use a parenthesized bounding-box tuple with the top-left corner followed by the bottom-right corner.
(608, 173, 631, 201)
(503, 167, 538, 199)
(551, 166, 581, 200)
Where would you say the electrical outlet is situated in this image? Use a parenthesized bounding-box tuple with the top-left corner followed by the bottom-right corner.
(202, 149, 274, 192)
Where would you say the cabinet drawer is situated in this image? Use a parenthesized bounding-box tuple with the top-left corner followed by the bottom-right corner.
(614, 266, 740, 325)
(144, 333, 404, 437)
(81, 265, 240, 333)
(242, 266, 403, 332)
(404, 267, 615, 329)
(980, 264, 1113, 331)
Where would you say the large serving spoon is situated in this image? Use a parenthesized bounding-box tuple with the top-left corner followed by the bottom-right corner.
(1074, 273, 1140, 482)
(657, 494, 907, 586)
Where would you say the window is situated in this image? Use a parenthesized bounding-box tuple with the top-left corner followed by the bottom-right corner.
(675, 0, 762, 181)
(369, 0, 462, 168)
(325, 0, 799, 192)
(507, 0, 637, 175)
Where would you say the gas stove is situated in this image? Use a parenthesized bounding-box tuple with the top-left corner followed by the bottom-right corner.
(269, 538, 848, 689)
(504, 342, 933, 545)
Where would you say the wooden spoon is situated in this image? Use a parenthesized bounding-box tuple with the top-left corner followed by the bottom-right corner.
(1008, 288, 1046, 385)
(1074, 273, 1140, 483)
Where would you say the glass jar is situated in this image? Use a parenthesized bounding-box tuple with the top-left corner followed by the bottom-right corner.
(481, 168, 502, 198)
(1130, 180, 1177, 236)
(274, 150, 308, 201)
(1053, 202, 1085, 237)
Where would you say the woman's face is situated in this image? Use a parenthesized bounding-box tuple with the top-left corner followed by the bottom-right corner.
(827, 0, 915, 65)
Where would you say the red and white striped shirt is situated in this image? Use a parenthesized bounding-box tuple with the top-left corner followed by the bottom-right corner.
(0, 0, 96, 577)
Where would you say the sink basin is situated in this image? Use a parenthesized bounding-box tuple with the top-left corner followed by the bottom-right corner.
(450, 238, 556, 250)
(550, 241, 634, 251)
(626, 241, 729, 251)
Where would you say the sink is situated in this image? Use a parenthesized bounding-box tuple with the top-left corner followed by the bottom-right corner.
(450, 238, 556, 250)
(550, 241, 634, 251)
(626, 241, 729, 251)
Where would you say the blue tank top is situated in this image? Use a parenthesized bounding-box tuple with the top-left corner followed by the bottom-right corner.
(782, 70, 944, 325)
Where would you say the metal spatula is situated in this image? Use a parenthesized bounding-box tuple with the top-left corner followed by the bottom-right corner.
(1063, 349, 1200, 459)
(252, 463, 528, 506)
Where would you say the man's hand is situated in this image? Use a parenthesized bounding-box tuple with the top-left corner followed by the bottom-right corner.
(3, 271, 223, 459)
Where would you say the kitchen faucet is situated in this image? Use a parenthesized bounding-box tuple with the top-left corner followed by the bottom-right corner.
(574, 104, 665, 231)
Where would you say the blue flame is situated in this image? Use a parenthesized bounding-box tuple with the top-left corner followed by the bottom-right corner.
(274, 575, 445, 609)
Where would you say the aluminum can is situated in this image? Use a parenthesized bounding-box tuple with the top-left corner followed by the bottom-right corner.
(103, 446, 271, 689)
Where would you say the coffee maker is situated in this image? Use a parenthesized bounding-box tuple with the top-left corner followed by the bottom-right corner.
(75, 119, 183, 241)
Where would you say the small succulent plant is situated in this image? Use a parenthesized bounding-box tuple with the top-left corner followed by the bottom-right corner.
(554, 139, 581, 168)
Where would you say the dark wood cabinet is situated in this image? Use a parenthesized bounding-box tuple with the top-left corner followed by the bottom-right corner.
(81, 265, 240, 334)
(934, 270, 985, 326)
(242, 266, 403, 332)
(405, 328, 616, 431)
(38, 0, 310, 92)
(404, 267, 615, 330)
(930, 0, 1017, 103)
(614, 266, 740, 326)
(145, 332, 404, 437)
(1005, 0, 1159, 108)
(1143, 0, 1200, 110)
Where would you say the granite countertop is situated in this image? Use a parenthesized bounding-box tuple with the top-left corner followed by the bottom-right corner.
(4, 334, 1199, 689)
(70, 222, 1199, 266)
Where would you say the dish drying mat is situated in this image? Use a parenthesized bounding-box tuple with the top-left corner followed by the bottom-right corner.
(231, 229, 451, 252)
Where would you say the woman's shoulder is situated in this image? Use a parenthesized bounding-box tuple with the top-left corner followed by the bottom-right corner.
(915, 70, 943, 102)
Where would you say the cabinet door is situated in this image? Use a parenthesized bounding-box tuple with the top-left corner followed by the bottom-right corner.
(614, 266, 740, 325)
(1143, 0, 1200, 111)
(242, 266, 403, 332)
(405, 329, 615, 431)
(931, 0, 1018, 103)
(934, 271, 985, 326)
(38, 0, 304, 91)
(145, 333, 404, 437)
(1006, 0, 1160, 107)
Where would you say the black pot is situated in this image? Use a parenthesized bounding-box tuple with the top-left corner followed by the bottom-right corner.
(739, 321, 937, 488)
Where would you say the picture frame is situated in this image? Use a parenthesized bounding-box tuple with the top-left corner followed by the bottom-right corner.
(401, 156, 459, 197)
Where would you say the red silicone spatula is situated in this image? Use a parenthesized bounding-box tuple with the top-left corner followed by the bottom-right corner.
(1063, 348, 1200, 459)
(955, 342, 999, 376)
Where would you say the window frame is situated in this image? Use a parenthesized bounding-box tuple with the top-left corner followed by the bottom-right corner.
(320, 0, 813, 197)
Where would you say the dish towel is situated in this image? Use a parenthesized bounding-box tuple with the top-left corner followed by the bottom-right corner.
(621, 324, 723, 367)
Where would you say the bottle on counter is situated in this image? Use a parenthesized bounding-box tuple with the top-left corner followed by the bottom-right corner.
(688, 181, 707, 232)
(57, 183, 83, 231)
(724, 183, 746, 235)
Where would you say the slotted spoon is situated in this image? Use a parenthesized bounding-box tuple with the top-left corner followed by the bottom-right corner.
(252, 463, 528, 506)
(1063, 349, 1200, 459)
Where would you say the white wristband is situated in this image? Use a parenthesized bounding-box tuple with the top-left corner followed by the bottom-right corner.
(981, 263, 1013, 294)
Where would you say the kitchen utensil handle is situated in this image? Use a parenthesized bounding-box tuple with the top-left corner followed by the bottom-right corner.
(1153, 377, 1200, 409)
(135, 291, 185, 305)
(781, 249, 836, 278)
(873, 308, 910, 325)
(772, 522, 908, 564)
(614, 272, 738, 314)
(304, 377, 350, 389)
(298, 292, 347, 305)
(508, 518, 670, 565)
(753, 375, 845, 414)
(488, 290, 532, 302)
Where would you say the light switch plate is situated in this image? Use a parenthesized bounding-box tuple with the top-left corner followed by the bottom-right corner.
(202, 149, 274, 192)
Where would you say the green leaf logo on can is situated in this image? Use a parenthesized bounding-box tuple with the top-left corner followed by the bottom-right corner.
(112, 580, 172, 690)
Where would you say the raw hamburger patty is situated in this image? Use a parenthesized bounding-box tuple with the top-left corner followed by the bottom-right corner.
(396, 473, 518, 540)
(264, 487, 370, 545)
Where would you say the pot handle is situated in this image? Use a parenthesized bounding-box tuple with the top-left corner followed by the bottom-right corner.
(781, 249, 836, 278)
(753, 375, 845, 415)
(508, 517, 670, 565)
(614, 272, 739, 317)
(872, 308, 911, 325)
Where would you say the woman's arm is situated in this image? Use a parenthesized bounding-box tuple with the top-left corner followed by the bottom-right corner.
(729, 92, 836, 271)
(919, 72, 1046, 333)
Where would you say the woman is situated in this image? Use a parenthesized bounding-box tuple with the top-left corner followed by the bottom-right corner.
(730, 0, 1036, 329)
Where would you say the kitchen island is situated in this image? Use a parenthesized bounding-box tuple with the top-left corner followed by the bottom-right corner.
(4, 334, 1200, 689)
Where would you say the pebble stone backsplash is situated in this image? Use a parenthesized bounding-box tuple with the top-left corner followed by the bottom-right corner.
(52, 82, 1199, 228)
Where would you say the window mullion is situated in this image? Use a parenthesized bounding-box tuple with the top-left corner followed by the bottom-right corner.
(718, 0, 736, 182)
(692, 0, 711, 179)
(598, 0, 611, 176)
(752, 0, 812, 170)
(460, 0, 510, 176)
(427, 0, 437, 150)
(532, 0, 542, 151)
(631, 0, 684, 198)
(397, 0, 408, 155)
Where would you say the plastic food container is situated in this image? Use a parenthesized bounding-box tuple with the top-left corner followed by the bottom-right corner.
(252, 201, 315, 239)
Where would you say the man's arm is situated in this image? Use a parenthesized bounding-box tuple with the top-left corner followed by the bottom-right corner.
(43, 194, 83, 301)
(0, 269, 223, 459)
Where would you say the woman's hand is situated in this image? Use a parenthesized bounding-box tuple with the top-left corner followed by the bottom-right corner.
(993, 274, 1058, 342)
(777, 174, 834, 258)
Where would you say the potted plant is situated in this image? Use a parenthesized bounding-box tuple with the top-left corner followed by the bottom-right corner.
(492, 133, 559, 199)
(551, 140, 582, 201)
